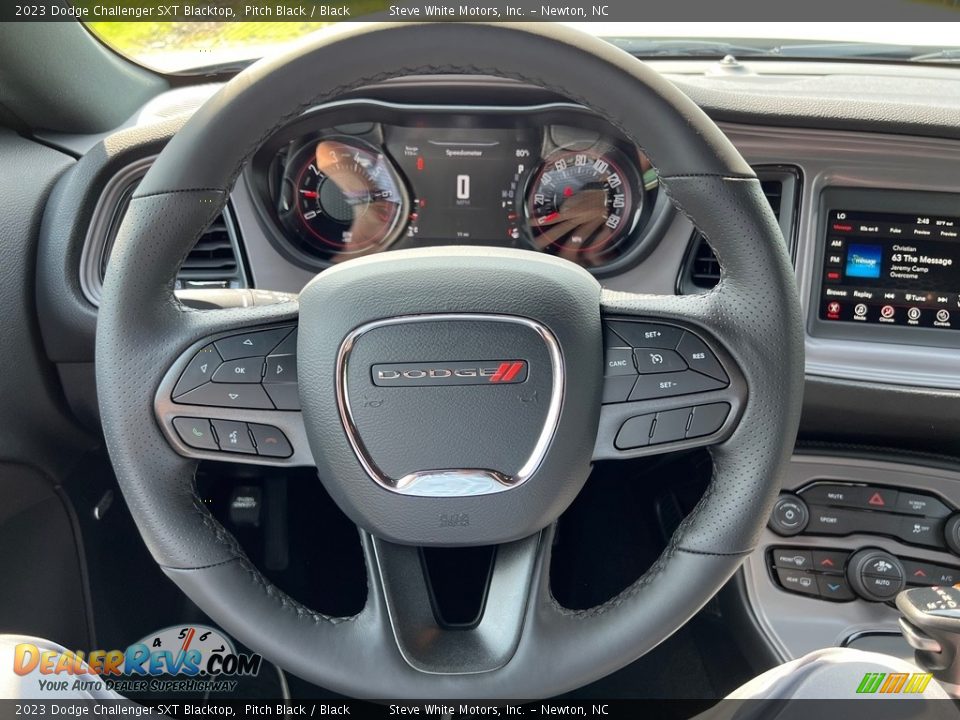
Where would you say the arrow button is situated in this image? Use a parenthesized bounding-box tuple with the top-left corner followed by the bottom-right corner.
(172, 344, 223, 398)
(265, 354, 298, 383)
(174, 383, 274, 410)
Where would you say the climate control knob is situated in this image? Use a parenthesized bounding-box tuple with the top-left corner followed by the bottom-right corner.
(847, 549, 905, 603)
(944, 514, 960, 555)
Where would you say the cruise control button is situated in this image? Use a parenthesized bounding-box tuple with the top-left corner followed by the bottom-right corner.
(606, 321, 684, 349)
(775, 569, 819, 596)
(686, 403, 730, 438)
(675, 332, 728, 382)
(629, 370, 726, 401)
(172, 417, 217, 451)
(175, 383, 274, 410)
(602, 375, 636, 404)
(634, 348, 687, 374)
(604, 347, 636, 376)
(772, 548, 812, 571)
(211, 420, 256, 454)
(249, 423, 293, 458)
(897, 516, 946, 549)
(816, 575, 855, 601)
(650, 408, 692, 445)
(215, 328, 292, 361)
(614, 414, 655, 450)
(212, 357, 264, 384)
(265, 354, 298, 383)
(172, 344, 222, 397)
(896, 492, 952, 519)
(263, 383, 300, 411)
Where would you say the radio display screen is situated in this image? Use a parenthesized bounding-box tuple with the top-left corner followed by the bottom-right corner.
(819, 209, 960, 330)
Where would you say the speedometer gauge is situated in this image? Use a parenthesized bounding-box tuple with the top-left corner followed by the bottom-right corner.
(279, 138, 408, 258)
(525, 146, 642, 265)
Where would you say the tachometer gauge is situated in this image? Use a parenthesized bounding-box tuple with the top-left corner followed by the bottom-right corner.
(279, 138, 408, 258)
(525, 146, 642, 265)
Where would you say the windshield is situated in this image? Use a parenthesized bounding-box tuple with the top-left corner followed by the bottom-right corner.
(86, 20, 960, 74)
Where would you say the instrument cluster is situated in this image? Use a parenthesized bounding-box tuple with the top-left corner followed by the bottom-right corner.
(247, 102, 666, 273)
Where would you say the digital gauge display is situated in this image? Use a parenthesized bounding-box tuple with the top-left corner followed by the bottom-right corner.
(386, 126, 539, 243)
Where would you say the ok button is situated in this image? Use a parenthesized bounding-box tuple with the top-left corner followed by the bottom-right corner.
(212, 357, 265, 384)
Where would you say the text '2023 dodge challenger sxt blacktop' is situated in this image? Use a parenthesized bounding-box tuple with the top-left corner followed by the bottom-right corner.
(4, 9, 960, 718)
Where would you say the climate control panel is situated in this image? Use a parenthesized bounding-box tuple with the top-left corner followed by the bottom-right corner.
(770, 544, 960, 603)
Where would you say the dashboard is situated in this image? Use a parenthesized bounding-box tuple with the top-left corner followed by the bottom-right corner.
(245, 102, 664, 273)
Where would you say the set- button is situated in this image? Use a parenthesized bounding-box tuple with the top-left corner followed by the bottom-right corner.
(602, 321, 730, 404)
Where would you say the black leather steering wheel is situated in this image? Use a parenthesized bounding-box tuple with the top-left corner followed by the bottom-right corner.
(96, 22, 804, 699)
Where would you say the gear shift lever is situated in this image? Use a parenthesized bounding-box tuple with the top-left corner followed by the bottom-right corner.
(897, 585, 960, 692)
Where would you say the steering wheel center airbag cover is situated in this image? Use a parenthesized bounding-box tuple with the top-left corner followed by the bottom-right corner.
(298, 246, 601, 545)
(337, 313, 563, 497)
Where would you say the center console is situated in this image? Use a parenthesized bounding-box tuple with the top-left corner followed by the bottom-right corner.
(744, 455, 960, 662)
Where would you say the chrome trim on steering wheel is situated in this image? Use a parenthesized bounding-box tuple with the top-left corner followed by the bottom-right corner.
(334, 313, 565, 497)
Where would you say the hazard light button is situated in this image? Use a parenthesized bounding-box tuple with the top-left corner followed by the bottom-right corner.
(860, 486, 899, 511)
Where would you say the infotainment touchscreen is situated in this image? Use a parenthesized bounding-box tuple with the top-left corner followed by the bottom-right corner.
(818, 209, 960, 331)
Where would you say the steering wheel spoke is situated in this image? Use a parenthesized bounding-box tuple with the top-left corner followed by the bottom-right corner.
(154, 302, 310, 467)
(593, 291, 745, 460)
(365, 530, 544, 675)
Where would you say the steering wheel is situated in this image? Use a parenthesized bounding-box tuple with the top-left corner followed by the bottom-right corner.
(96, 23, 803, 699)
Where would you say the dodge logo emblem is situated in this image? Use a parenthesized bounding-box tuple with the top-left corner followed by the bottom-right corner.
(371, 360, 528, 387)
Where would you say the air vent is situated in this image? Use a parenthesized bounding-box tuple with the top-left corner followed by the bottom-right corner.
(177, 215, 242, 286)
(83, 162, 248, 306)
(677, 166, 801, 294)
